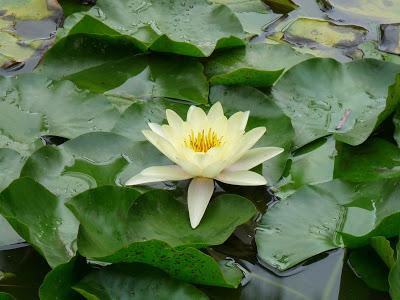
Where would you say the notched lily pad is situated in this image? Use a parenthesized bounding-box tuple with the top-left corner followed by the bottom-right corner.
(272, 58, 400, 147)
(61, 0, 245, 57)
(206, 43, 312, 87)
(66, 186, 256, 286)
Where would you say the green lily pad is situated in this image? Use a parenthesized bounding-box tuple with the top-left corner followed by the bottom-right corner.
(358, 42, 400, 64)
(206, 43, 312, 87)
(256, 179, 400, 270)
(349, 246, 389, 292)
(370, 236, 396, 269)
(73, 263, 208, 300)
(334, 138, 400, 182)
(389, 237, 400, 299)
(275, 137, 336, 198)
(36, 34, 209, 104)
(60, 0, 245, 57)
(66, 186, 256, 286)
(21, 132, 166, 200)
(272, 58, 400, 148)
(209, 86, 293, 184)
(0, 292, 16, 300)
(395, 108, 400, 147)
(283, 18, 367, 49)
(39, 257, 85, 300)
(211, 0, 281, 35)
(0, 74, 119, 156)
(0, 178, 78, 268)
(0, 0, 60, 20)
(264, 0, 298, 14)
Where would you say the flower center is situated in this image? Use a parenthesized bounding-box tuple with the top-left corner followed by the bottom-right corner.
(185, 129, 223, 153)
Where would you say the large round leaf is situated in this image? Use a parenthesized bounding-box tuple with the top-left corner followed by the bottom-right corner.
(73, 263, 208, 300)
(21, 132, 166, 200)
(256, 179, 400, 270)
(37, 34, 209, 104)
(272, 58, 400, 148)
(209, 85, 293, 184)
(275, 137, 336, 198)
(66, 186, 256, 286)
(206, 43, 312, 87)
(389, 238, 400, 299)
(0, 74, 119, 156)
(60, 0, 245, 57)
(335, 138, 400, 182)
(0, 178, 79, 268)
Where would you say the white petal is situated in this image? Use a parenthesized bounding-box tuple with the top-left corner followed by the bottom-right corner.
(148, 122, 165, 137)
(228, 111, 249, 131)
(207, 102, 224, 120)
(187, 178, 215, 229)
(187, 105, 207, 128)
(227, 147, 284, 171)
(216, 170, 267, 186)
(142, 130, 179, 164)
(166, 109, 184, 128)
(125, 165, 192, 185)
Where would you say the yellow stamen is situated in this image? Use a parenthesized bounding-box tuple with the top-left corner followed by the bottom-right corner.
(184, 129, 223, 152)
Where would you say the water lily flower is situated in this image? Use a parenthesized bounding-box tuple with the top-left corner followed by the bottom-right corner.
(125, 102, 284, 228)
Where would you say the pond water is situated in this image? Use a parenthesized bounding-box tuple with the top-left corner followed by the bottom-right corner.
(0, 0, 399, 299)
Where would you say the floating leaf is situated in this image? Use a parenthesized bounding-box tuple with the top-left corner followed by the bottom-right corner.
(21, 132, 165, 200)
(264, 0, 298, 13)
(211, 0, 281, 35)
(206, 43, 312, 87)
(272, 58, 400, 147)
(370, 236, 396, 269)
(335, 138, 400, 182)
(66, 186, 256, 286)
(0, 74, 119, 156)
(256, 179, 400, 270)
(349, 246, 389, 292)
(389, 237, 400, 299)
(283, 18, 367, 49)
(0, 178, 78, 268)
(0, 292, 16, 300)
(37, 34, 209, 104)
(60, 0, 245, 57)
(209, 86, 293, 184)
(39, 257, 85, 300)
(275, 137, 336, 198)
(73, 263, 208, 300)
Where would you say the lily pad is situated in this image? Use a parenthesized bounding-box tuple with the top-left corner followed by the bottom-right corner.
(73, 263, 208, 300)
(264, 0, 298, 14)
(66, 186, 256, 286)
(349, 246, 389, 292)
(389, 237, 400, 299)
(395, 108, 400, 147)
(272, 58, 400, 147)
(0, 178, 78, 268)
(256, 179, 400, 270)
(39, 257, 85, 300)
(206, 43, 312, 87)
(334, 138, 400, 182)
(21, 132, 166, 200)
(209, 85, 294, 184)
(211, 0, 281, 35)
(283, 18, 367, 49)
(0, 74, 119, 156)
(0, 0, 61, 20)
(37, 34, 209, 104)
(60, 0, 245, 57)
(275, 137, 336, 198)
